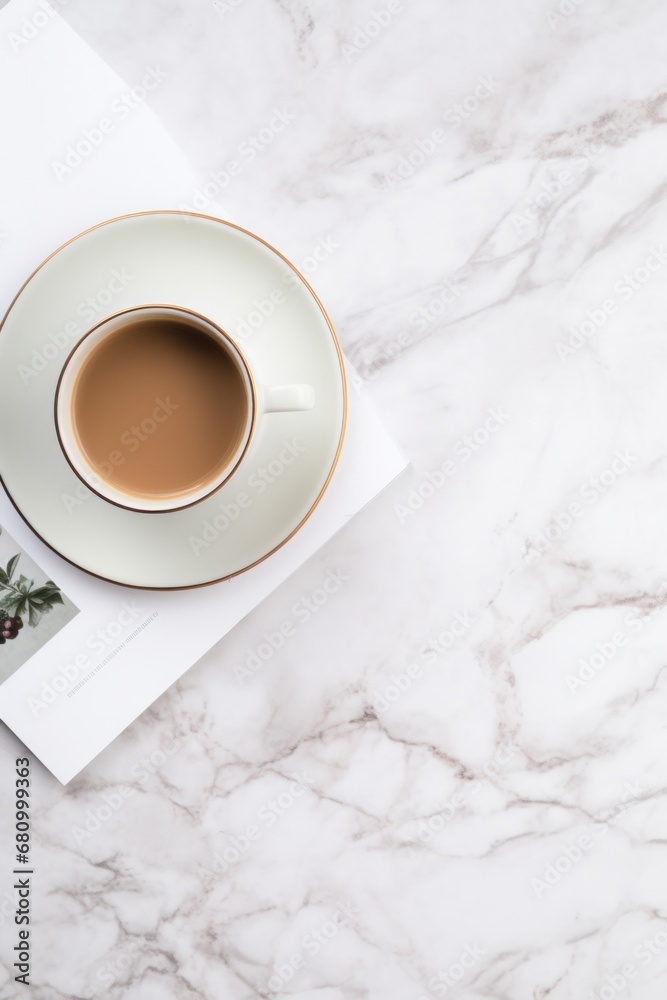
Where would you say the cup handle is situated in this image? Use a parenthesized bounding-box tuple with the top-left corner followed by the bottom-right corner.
(259, 384, 315, 413)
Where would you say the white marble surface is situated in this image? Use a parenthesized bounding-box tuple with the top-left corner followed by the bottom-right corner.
(3, 0, 667, 997)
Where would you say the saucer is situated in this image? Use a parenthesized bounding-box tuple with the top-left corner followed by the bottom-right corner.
(0, 212, 346, 589)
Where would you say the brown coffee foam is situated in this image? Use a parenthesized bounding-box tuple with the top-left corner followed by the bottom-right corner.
(72, 317, 248, 500)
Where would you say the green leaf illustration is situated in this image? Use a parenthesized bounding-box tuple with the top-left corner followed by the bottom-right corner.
(6, 554, 19, 581)
(0, 552, 66, 628)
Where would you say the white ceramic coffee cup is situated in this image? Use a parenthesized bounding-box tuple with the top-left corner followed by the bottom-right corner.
(55, 305, 315, 513)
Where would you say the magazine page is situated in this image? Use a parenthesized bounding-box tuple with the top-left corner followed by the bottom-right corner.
(0, 0, 407, 782)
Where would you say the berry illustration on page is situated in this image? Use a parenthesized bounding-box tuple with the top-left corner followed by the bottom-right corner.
(0, 529, 65, 645)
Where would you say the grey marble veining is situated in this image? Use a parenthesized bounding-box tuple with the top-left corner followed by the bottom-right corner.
(2, 0, 667, 997)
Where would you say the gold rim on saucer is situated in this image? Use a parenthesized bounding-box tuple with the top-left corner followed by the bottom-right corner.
(0, 210, 347, 591)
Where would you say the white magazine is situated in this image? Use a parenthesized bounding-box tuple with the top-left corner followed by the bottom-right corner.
(0, 0, 407, 782)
